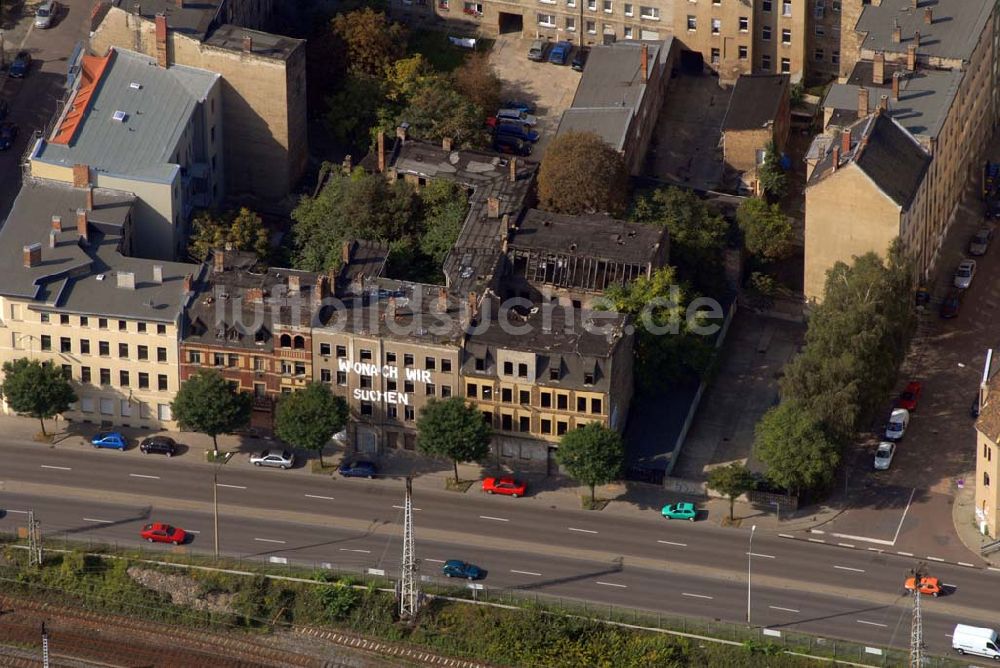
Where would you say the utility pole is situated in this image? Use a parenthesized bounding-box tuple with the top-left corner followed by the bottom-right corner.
(213, 466, 220, 559)
(27, 510, 42, 567)
(909, 563, 925, 668)
(41, 622, 49, 668)
(399, 477, 419, 621)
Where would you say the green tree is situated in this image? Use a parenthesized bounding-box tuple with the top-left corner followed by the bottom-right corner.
(555, 423, 624, 505)
(383, 54, 434, 103)
(274, 382, 349, 467)
(396, 75, 488, 147)
(331, 8, 406, 77)
(171, 370, 252, 456)
(736, 197, 793, 261)
(706, 462, 756, 521)
(419, 179, 469, 266)
(452, 52, 503, 117)
(325, 75, 384, 152)
(754, 402, 840, 496)
(416, 397, 493, 482)
(538, 131, 629, 216)
(188, 208, 269, 262)
(631, 186, 730, 294)
(757, 142, 788, 200)
(1, 358, 77, 437)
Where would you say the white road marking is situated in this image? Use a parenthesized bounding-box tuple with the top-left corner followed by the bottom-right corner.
(4, 510, 29, 515)
(681, 592, 713, 600)
(479, 515, 509, 522)
(867, 547, 884, 553)
(305, 494, 335, 500)
(392, 505, 422, 511)
(253, 537, 286, 544)
(769, 606, 800, 613)
(830, 532, 893, 546)
(339, 548, 371, 554)
(810, 530, 825, 535)
(596, 581, 627, 588)
(40, 465, 71, 471)
(186, 530, 201, 534)
(958, 562, 976, 568)
(568, 527, 598, 534)
(424, 558, 445, 563)
(890, 488, 916, 545)
(129, 474, 160, 480)
(897, 551, 914, 557)
(834, 565, 865, 573)
(510, 569, 542, 576)
(808, 538, 825, 544)
(746, 552, 775, 559)
(837, 543, 855, 548)
(942, 583, 956, 588)
(926, 556, 945, 562)
(83, 518, 113, 524)
(857, 620, 888, 628)
(778, 533, 795, 539)
(216, 484, 247, 490)
(657, 540, 687, 547)
(988, 567, 1000, 572)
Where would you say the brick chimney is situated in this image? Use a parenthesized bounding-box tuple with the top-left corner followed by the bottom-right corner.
(244, 287, 264, 303)
(509, 157, 517, 182)
(152, 265, 163, 284)
(183, 273, 193, 294)
(892, 72, 900, 100)
(23, 243, 41, 268)
(831, 145, 841, 171)
(906, 44, 917, 72)
(924, 6, 932, 24)
(72, 163, 90, 188)
(892, 21, 901, 44)
(386, 296, 397, 320)
(175, 0, 184, 7)
(377, 131, 386, 173)
(313, 274, 329, 307)
(49, 230, 57, 249)
(117, 271, 136, 290)
(872, 52, 885, 85)
(155, 13, 169, 68)
(640, 43, 649, 84)
(841, 129, 851, 155)
(214, 249, 225, 273)
(857, 86, 869, 119)
(85, 186, 94, 212)
(467, 291, 478, 323)
(913, 30, 920, 47)
(879, 95, 889, 111)
(396, 124, 408, 142)
(487, 197, 500, 218)
(51, 215, 62, 232)
(437, 286, 448, 313)
(287, 274, 301, 293)
(341, 240, 352, 266)
(242, 34, 252, 54)
(442, 137, 453, 151)
(76, 208, 88, 244)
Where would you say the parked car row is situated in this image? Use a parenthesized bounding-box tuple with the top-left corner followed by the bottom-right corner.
(874, 381, 922, 470)
(490, 106, 539, 156)
(527, 39, 589, 72)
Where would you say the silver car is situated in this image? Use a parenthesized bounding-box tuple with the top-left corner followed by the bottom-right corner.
(496, 109, 538, 127)
(954, 259, 977, 289)
(250, 449, 295, 469)
(969, 228, 992, 256)
(34, 0, 55, 29)
(873, 442, 895, 470)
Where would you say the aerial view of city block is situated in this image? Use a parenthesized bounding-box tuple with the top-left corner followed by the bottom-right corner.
(0, 0, 998, 665)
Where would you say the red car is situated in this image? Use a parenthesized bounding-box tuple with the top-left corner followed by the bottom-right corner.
(898, 381, 922, 411)
(140, 522, 187, 545)
(482, 476, 527, 497)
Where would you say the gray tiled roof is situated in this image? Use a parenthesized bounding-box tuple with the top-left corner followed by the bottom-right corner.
(556, 108, 634, 151)
(511, 210, 666, 264)
(823, 61, 960, 139)
(123, 0, 224, 40)
(856, 0, 994, 61)
(722, 75, 788, 132)
(0, 180, 199, 322)
(34, 49, 218, 182)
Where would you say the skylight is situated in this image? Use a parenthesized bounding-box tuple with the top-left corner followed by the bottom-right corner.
(112, 110, 127, 122)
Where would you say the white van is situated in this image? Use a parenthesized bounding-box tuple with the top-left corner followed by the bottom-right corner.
(34, 0, 56, 29)
(952, 623, 1000, 659)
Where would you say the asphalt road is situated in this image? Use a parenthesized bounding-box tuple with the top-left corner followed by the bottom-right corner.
(2, 440, 998, 659)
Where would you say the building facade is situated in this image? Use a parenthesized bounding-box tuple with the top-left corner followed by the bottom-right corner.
(91, 4, 307, 203)
(721, 73, 791, 190)
(975, 364, 1000, 538)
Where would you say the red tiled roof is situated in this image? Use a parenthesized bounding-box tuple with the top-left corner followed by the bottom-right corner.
(51, 53, 113, 146)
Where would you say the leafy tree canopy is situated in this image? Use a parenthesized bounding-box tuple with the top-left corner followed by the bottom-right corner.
(736, 197, 793, 261)
(331, 8, 406, 77)
(758, 142, 788, 200)
(1, 358, 77, 436)
(754, 401, 840, 496)
(171, 370, 252, 453)
(275, 382, 349, 467)
(188, 208, 269, 263)
(555, 423, 624, 503)
(416, 397, 493, 481)
(706, 462, 756, 521)
(538, 131, 629, 217)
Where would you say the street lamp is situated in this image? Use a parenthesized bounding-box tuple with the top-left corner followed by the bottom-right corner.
(746, 524, 757, 625)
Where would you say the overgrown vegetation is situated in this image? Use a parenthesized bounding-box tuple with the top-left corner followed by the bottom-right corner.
(187, 208, 270, 263)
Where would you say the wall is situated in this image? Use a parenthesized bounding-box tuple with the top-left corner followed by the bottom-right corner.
(95, 173, 178, 261)
(0, 298, 181, 428)
(723, 126, 771, 174)
(975, 430, 998, 538)
(753, 0, 807, 79)
(803, 163, 901, 301)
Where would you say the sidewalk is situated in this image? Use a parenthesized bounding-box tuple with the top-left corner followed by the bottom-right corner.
(951, 476, 1000, 567)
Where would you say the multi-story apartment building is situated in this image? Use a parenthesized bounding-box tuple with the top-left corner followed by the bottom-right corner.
(28, 47, 223, 260)
(0, 179, 199, 429)
(91, 1, 307, 202)
(462, 303, 634, 467)
(804, 0, 998, 300)
(975, 361, 1000, 538)
(179, 250, 325, 431)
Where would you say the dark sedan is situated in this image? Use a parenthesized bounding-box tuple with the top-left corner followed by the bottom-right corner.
(338, 460, 377, 479)
(9, 51, 31, 79)
(0, 123, 17, 151)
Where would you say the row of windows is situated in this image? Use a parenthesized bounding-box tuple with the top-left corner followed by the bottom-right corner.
(466, 382, 603, 414)
(38, 312, 167, 335)
(63, 365, 170, 391)
(320, 368, 455, 398)
(482, 411, 589, 436)
(536, 0, 660, 17)
(76, 395, 172, 421)
(357, 400, 417, 421)
(321, 344, 455, 373)
(41, 337, 168, 361)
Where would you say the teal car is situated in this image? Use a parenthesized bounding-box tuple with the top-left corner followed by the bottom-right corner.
(661, 502, 697, 521)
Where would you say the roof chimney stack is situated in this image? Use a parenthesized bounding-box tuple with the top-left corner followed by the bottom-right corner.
(183, 273, 193, 294)
(913, 30, 920, 47)
(51, 215, 62, 233)
(76, 209, 88, 244)
(85, 186, 94, 212)
(509, 157, 517, 182)
(341, 240, 352, 266)
(152, 265, 163, 284)
(313, 274, 330, 307)
(287, 274, 301, 293)
(242, 34, 252, 53)
(72, 163, 90, 188)
(487, 197, 500, 218)
(841, 129, 851, 155)
(155, 13, 169, 68)
(175, 0, 184, 7)
(437, 286, 448, 314)
(892, 21, 901, 44)
(214, 249, 225, 273)
(396, 124, 408, 143)
(441, 137, 453, 152)
(907, 43, 917, 71)
(831, 145, 841, 171)
(23, 243, 41, 268)
(377, 131, 385, 173)
(879, 94, 889, 111)
(640, 43, 649, 84)
(49, 230, 57, 249)
(924, 6, 932, 23)
(892, 71, 901, 100)
(857, 86, 869, 119)
(873, 52, 885, 85)
(117, 271, 136, 290)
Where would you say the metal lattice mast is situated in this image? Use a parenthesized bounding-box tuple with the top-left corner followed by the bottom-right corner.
(41, 622, 50, 668)
(399, 477, 419, 620)
(909, 565, 924, 668)
(27, 511, 42, 567)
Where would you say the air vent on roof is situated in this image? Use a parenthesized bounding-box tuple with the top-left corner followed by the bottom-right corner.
(112, 110, 127, 122)
(96, 274, 105, 281)
(129, 82, 142, 90)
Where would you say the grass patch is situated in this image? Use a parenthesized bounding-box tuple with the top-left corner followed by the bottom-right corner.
(444, 479, 475, 492)
(581, 496, 610, 511)
(310, 461, 339, 475)
(406, 29, 492, 72)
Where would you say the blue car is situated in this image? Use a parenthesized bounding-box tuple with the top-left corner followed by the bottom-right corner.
(91, 431, 127, 450)
(338, 459, 377, 479)
(548, 41, 572, 65)
(9, 51, 31, 79)
(442, 559, 485, 580)
(503, 99, 535, 115)
(495, 122, 540, 143)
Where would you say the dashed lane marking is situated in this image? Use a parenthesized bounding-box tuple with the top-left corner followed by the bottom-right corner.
(769, 606, 800, 613)
(568, 527, 598, 534)
(305, 494, 335, 500)
(253, 537, 286, 544)
(82, 518, 114, 524)
(129, 474, 160, 480)
(856, 620, 888, 628)
(834, 565, 865, 573)
(40, 465, 71, 471)
(681, 592, 713, 600)
(657, 540, 687, 547)
(596, 581, 627, 588)
(511, 570, 541, 576)
(216, 484, 247, 490)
